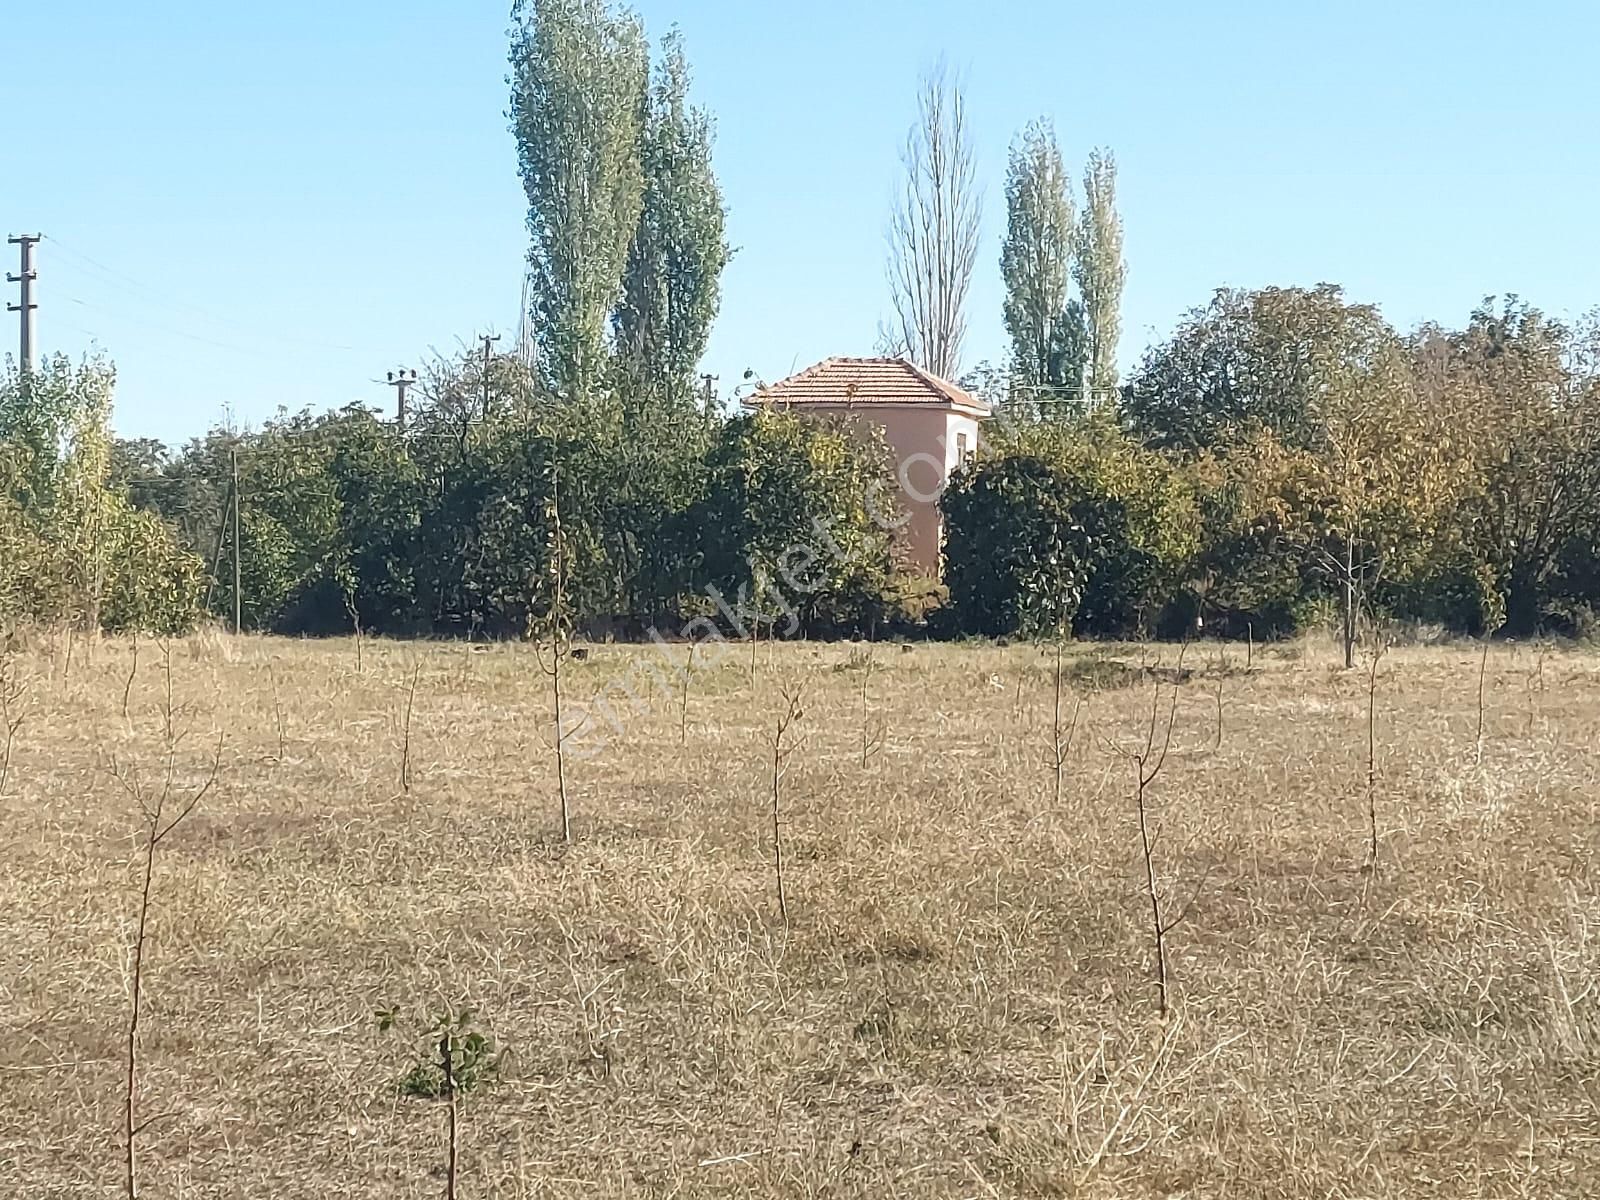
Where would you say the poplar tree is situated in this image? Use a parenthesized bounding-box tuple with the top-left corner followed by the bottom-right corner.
(1073, 148, 1127, 402)
(509, 0, 649, 400)
(614, 30, 731, 412)
(1000, 119, 1084, 414)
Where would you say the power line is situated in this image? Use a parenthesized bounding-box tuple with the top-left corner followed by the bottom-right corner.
(43, 233, 366, 356)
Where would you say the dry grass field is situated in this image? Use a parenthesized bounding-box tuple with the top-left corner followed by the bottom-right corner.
(1, 632, 1597, 1198)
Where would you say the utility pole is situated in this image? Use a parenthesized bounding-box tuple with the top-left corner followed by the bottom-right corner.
(478, 333, 501, 421)
(231, 446, 242, 636)
(7, 234, 41, 377)
(701, 373, 718, 410)
(386, 368, 418, 432)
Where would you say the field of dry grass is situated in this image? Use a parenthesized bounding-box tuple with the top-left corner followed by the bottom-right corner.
(1, 631, 1597, 1198)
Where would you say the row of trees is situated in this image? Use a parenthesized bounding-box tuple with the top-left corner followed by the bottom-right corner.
(12, 285, 1592, 647)
(945, 289, 1600, 649)
(96, 352, 903, 639)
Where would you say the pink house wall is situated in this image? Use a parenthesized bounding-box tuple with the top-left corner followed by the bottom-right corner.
(795, 404, 982, 579)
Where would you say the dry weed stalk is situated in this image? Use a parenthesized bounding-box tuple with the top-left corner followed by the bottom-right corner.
(1211, 646, 1228, 751)
(111, 643, 223, 1200)
(440, 1028, 458, 1200)
(768, 682, 806, 923)
(270, 668, 288, 763)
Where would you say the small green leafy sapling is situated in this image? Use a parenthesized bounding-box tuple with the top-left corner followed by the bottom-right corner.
(376, 1005, 503, 1200)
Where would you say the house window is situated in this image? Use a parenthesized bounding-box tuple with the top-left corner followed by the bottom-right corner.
(955, 431, 971, 464)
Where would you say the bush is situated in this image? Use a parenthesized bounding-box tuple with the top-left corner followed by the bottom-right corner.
(943, 416, 1199, 638)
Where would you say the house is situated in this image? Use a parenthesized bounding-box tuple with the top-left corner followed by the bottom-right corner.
(742, 356, 991, 577)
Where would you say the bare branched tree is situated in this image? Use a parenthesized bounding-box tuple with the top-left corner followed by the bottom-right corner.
(886, 59, 982, 382)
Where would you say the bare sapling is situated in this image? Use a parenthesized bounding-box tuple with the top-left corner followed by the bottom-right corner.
(1108, 656, 1205, 1021)
(400, 662, 420, 793)
(113, 642, 223, 1200)
(1363, 638, 1388, 875)
(768, 682, 806, 923)
(532, 464, 574, 842)
(1212, 646, 1228, 751)
(441, 1025, 458, 1200)
(859, 642, 886, 767)
(679, 642, 694, 746)
(340, 568, 365, 675)
(1474, 637, 1490, 768)
(0, 648, 26, 799)
(270, 669, 288, 763)
(121, 632, 139, 723)
(1050, 637, 1083, 807)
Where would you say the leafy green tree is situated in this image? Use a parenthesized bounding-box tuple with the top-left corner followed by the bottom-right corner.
(942, 456, 1098, 637)
(945, 414, 1199, 637)
(510, 0, 649, 399)
(0, 355, 200, 632)
(694, 410, 898, 634)
(1418, 300, 1600, 634)
(1073, 148, 1125, 402)
(614, 29, 730, 410)
(999, 119, 1085, 416)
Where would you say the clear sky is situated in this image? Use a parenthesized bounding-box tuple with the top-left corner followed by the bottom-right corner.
(6, 1, 1598, 444)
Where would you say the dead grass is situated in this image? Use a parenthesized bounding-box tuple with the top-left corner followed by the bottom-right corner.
(0, 632, 1597, 1197)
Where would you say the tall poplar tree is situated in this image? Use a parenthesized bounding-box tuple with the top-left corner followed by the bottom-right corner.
(614, 30, 731, 411)
(1073, 148, 1127, 401)
(509, 0, 649, 400)
(999, 119, 1084, 413)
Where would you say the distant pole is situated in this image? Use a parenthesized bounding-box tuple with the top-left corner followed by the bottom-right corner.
(230, 446, 242, 635)
(6, 234, 41, 378)
(478, 333, 501, 420)
(701, 373, 718, 410)
(386, 368, 418, 432)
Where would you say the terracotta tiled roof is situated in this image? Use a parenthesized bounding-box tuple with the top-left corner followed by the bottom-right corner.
(743, 356, 991, 418)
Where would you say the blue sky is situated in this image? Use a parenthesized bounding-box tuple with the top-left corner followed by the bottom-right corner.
(6, 1, 1597, 444)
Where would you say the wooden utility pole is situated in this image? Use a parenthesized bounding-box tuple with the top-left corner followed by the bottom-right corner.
(230, 447, 242, 635)
(478, 333, 501, 420)
(386, 368, 418, 432)
(6, 234, 41, 382)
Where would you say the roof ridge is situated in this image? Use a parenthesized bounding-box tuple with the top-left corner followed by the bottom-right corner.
(749, 355, 990, 415)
